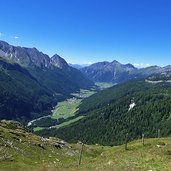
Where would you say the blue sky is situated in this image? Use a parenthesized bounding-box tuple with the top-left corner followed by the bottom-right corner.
(0, 0, 171, 67)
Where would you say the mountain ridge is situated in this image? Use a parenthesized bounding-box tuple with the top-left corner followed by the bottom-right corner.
(80, 60, 138, 83)
(0, 40, 94, 122)
(80, 60, 171, 83)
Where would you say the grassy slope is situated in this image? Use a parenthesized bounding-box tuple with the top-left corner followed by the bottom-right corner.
(1, 120, 171, 171)
(56, 116, 84, 129)
(79, 137, 171, 171)
(0, 120, 104, 171)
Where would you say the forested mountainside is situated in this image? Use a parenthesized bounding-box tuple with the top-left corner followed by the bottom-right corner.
(0, 57, 58, 121)
(0, 41, 93, 121)
(38, 74, 171, 146)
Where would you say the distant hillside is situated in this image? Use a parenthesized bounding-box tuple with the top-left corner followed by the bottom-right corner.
(0, 41, 94, 121)
(69, 63, 89, 69)
(80, 60, 171, 84)
(80, 60, 137, 83)
(38, 75, 171, 146)
(1, 120, 171, 171)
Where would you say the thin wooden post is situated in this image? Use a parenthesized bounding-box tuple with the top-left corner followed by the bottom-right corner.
(142, 134, 144, 146)
(125, 133, 128, 150)
(158, 129, 160, 138)
(78, 142, 84, 166)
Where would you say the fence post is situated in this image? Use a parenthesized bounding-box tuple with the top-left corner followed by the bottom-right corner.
(125, 133, 128, 150)
(142, 134, 144, 146)
(158, 129, 160, 138)
(78, 142, 84, 166)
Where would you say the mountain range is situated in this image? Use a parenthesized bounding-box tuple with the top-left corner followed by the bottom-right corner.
(1, 39, 171, 126)
(1, 40, 171, 170)
(80, 60, 171, 84)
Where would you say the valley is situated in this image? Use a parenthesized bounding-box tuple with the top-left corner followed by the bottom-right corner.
(1, 41, 171, 170)
(29, 82, 114, 132)
(1, 1, 171, 170)
(37, 77, 171, 146)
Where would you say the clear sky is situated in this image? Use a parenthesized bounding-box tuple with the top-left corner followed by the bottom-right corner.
(0, 0, 171, 67)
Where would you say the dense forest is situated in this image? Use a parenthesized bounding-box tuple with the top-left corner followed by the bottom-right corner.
(37, 78, 171, 146)
(0, 58, 59, 122)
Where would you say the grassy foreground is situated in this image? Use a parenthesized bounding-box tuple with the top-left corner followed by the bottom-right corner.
(1, 120, 171, 171)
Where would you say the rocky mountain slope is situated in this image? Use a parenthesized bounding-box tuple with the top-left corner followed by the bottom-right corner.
(80, 60, 137, 83)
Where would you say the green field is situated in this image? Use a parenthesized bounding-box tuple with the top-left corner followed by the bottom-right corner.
(95, 82, 114, 90)
(52, 98, 82, 120)
(51, 89, 95, 128)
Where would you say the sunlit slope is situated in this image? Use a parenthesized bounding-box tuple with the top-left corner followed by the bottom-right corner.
(1, 120, 171, 171)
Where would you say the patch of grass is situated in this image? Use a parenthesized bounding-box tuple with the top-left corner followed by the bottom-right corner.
(33, 127, 44, 131)
(95, 82, 114, 90)
(70, 89, 96, 98)
(74, 137, 171, 171)
(56, 116, 84, 129)
(0, 120, 79, 171)
(52, 98, 82, 120)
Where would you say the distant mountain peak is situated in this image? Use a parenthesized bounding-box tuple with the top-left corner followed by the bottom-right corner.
(0, 40, 9, 46)
(111, 60, 120, 64)
(51, 54, 69, 69)
(125, 63, 135, 67)
(51, 54, 62, 59)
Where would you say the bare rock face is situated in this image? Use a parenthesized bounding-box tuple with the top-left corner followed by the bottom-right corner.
(0, 41, 66, 69)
